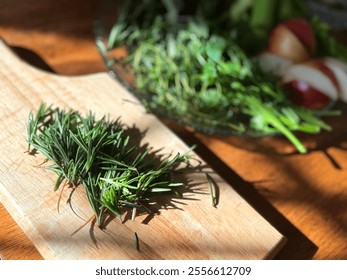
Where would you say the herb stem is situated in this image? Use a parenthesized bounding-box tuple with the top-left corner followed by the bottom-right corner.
(246, 96, 307, 154)
(250, 0, 277, 40)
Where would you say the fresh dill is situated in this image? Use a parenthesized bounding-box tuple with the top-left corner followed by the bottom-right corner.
(27, 103, 194, 227)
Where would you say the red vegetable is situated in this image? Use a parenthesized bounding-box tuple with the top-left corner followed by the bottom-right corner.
(268, 18, 316, 63)
(282, 59, 339, 109)
(256, 51, 292, 76)
(323, 57, 347, 103)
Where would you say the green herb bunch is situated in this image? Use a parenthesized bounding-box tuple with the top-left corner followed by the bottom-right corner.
(310, 16, 347, 64)
(104, 0, 339, 153)
(27, 103, 193, 226)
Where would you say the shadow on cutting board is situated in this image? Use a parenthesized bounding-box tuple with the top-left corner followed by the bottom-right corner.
(168, 124, 318, 260)
(11, 45, 318, 260)
(10, 45, 55, 74)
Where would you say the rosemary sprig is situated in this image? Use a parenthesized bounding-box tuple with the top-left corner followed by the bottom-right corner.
(27, 103, 194, 227)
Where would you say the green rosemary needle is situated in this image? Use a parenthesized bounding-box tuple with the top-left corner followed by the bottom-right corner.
(134, 232, 139, 251)
(27, 103, 194, 227)
(206, 173, 216, 208)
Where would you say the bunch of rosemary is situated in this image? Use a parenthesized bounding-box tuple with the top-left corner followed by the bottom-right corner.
(27, 103, 193, 227)
(104, 0, 340, 154)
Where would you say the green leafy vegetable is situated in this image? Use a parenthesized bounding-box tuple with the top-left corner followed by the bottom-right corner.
(102, 0, 343, 153)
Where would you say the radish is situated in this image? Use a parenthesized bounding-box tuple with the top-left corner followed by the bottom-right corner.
(284, 80, 332, 109)
(323, 57, 347, 103)
(282, 18, 316, 56)
(256, 52, 292, 76)
(282, 59, 339, 109)
(268, 18, 316, 63)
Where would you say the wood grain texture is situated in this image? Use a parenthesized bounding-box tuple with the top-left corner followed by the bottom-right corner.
(0, 203, 42, 260)
(0, 40, 285, 260)
(0, 0, 346, 260)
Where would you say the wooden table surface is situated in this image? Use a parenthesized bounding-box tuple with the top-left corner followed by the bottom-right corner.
(0, 0, 346, 260)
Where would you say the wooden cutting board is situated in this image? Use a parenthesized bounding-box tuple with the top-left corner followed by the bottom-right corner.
(0, 39, 286, 260)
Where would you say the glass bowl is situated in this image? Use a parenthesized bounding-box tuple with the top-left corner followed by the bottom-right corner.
(93, 0, 338, 153)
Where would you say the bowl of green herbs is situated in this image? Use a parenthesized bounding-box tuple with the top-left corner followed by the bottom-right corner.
(94, 0, 345, 154)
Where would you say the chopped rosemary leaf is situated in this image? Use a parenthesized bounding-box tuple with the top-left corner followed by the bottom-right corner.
(134, 232, 139, 251)
(206, 173, 217, 208)
(27, 103, 194, 227)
